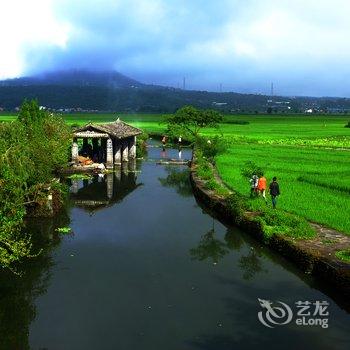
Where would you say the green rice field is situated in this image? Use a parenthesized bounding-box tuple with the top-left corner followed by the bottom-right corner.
(1, 112, 349, 233)
(215, 144, 350, 234)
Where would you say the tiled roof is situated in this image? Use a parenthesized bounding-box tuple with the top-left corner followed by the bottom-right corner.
(73, 118, 143, 139)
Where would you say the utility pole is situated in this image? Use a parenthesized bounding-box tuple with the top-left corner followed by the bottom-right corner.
(271, 82, 274, 99)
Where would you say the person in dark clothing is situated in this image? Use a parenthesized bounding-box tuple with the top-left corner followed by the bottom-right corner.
(269, 176, 280, 209)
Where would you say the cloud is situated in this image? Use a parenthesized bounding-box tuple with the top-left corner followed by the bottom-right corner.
(1, 0, 350, 96)
(0, 0, 70, 79)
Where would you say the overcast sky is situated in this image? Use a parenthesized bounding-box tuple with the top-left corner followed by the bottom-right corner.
(1, 0, 350, 96)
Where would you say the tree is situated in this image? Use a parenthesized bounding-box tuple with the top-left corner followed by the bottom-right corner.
(166, 105, 223, 140)
(0, 99, 71, 270)
(17, 99, 71, 185)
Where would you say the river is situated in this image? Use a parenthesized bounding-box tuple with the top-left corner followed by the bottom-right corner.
(0, 142, 349, 350)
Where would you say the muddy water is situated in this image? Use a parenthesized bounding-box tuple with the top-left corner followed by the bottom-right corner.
(0, 143, 349, 350)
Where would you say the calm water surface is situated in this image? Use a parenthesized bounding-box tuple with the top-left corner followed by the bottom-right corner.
(1, 143, 349, 350)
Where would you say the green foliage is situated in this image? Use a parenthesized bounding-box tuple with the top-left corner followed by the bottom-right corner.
(335, 249, 350, 262)
(18, 100, 71, 185)
(240, 161, 264, 179)
(136, 132, 149, 158)
(254, 209, 316, 240)
(204, 179, 219, 191)
(67, 174, 92, 180)
(0, 100, 71, 270)
(195, 135, 227, 163)
(345, 121, 350, 128)
(226, 193, 247, 224)
(196, 162, 212, 180)
(166, 105, 223, 139)
(194, 150, 229, 196)
(56, 227, 71, 234)
(223, 120, 249, 125)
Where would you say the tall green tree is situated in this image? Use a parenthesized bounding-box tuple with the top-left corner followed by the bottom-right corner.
(0, 100, 71, 270)
(166, 105, 223, 140)
(18, 100, 71, 185)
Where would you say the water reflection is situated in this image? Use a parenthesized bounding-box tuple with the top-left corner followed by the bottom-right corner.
(2, 145, 350, 350)
(238, 249, 267, 281)
(69, 160, 142, 213)
(0, 213, 70, 350)
(190, 220, 266, 280)
(158, 166, 193, 197)
(224, 230, 244, 251)
(190, 220, 230, 264)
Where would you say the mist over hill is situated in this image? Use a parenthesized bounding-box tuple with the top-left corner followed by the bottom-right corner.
(0, 70, 143, 88)
(1, 70, 350, 113)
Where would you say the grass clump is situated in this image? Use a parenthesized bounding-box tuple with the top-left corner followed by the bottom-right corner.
(226, 193, 247, 224)
(56, 227, 72, 234)
(68, 174, 92, 180)
(196, 163, 212, 180)
(335, 249, 350, 262)
(204, 179, 219, 190)
(254, 209, 316, 240)
(195, 149, 229, 196)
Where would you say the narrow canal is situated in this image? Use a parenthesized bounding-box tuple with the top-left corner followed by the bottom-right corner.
(1, 142, 349, 350)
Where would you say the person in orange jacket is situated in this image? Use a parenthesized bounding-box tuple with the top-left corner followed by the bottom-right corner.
(257, 173, 267, 203)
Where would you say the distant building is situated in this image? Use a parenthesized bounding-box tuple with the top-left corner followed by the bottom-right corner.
(212, 102, 227, 107)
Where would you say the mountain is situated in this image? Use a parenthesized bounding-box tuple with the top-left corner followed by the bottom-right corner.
(0, 69, 143, 88)
(0, 70, 350, 113)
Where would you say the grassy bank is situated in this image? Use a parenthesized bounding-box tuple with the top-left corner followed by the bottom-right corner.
(216, 144, 350, 234)
(193, 147, 316, 241)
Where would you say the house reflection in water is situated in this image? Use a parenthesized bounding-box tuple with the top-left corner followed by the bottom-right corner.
(69, 160, 142, 212)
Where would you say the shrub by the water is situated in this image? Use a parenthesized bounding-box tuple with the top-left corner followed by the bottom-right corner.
(195, 135, 227, 163)
(254, 209, 316, 240)
(0, 100, 71, 270)
(136, 132, 149, 158)
(335, 249, 350, 262)
(226, 193, 247, 224)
